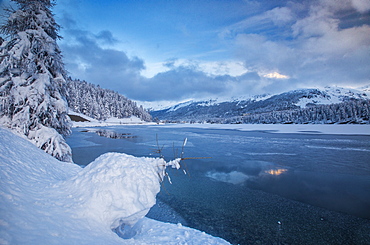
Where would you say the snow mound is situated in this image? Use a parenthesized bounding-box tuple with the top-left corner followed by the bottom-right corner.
(59, 153, 174, 228)
(0, 127, 229, 244)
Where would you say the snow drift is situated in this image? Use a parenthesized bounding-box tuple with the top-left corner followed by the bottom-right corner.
(0, 127, 229, 244)
(59, 153, 180, 229)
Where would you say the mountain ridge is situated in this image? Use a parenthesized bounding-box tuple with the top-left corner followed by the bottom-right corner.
(150, 86, 370, 124)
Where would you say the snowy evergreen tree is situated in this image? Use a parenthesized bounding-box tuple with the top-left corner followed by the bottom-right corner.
(66, 79, 152, 122)
(0, 0, 72, 162)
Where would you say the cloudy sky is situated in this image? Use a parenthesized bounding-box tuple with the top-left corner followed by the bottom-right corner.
(1, 0, 370, 105)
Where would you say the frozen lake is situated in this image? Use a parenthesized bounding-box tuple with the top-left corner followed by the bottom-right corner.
(67, 124, 370, 244)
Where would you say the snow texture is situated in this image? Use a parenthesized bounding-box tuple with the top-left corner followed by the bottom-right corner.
(0, 0, 72, 162)
(0, 127, 229, 244)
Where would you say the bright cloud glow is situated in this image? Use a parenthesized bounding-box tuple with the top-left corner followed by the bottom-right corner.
(263, 72, 290, 79)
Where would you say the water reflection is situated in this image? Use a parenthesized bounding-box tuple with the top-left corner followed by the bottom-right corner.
(264, 168, 287, 176)
(205, 168, 289, 185)
(205, 170, 250, 184)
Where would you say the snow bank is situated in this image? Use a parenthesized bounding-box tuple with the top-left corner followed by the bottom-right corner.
(68, 109, 152, 127)
(70, 114, 156, 128)
(105, 116, 144, 124)
(0, 127, 229, 244)
(59, 153, 176, 228)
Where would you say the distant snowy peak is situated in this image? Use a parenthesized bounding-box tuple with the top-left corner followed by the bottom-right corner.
(162, 94, 269, 112)
(150, 86, 370, 122)
(155, 86, 369, 113)
(159, 86, 369, 112)
(360, 85, 370, 93)
(296, 86, 369, 108)
(167, 100, 195, 112)
(252, 93, 273, 102)
(324, 86, 370, 99)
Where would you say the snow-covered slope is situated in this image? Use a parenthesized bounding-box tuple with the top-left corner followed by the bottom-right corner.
(0, 127, 229, 244)
(295, 86, 370, 108)
(151, 86, 370, 123)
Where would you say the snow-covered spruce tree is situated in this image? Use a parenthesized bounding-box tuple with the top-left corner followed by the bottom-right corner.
(66, 79, 152, 122)
(0, 0, 72, 162)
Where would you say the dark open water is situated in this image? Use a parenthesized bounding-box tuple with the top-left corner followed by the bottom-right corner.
(67, 125, 370, 244)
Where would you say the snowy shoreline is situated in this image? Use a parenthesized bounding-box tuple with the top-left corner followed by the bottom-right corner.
(156, 123, 370, 135)
(74, 120, 370, 136)
(69, 108, 370, 136)
(0, 127, 229, 244)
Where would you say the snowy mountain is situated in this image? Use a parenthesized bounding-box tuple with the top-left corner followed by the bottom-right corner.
(295, 86, 369, 108)
(151, 87, 370, 124)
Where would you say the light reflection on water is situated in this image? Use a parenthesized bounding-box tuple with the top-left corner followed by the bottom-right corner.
(67, 125, 370, 244)
(264, 168, 287, 175)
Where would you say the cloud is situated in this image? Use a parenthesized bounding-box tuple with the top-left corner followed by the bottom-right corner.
(263, 72, 289, 79)
(143, 59, 249, 78)
(95, 30, 118, 45)
(350, 0, 370, 13)
(129, 65, 231, 101)
(163, 59, 177, 69)
(264, 7, 294, 26)
(198, 61, 248, 77)
(57, 19, 269, 102)
(127, 61, 274, 102)
(220, 6, 295, 40)
(226, 0, 370, 89)
(53, 0, 369, 103)
(59, 22, 294, 102)
(57, 14, 261, 102)
(57, 16, 145, 95)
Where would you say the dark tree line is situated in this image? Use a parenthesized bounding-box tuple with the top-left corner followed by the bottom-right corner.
(206, 100, 370, 124)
